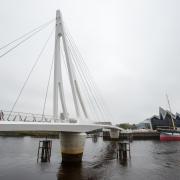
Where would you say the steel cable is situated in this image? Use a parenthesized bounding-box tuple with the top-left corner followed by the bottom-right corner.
(64, 26, 113, 121)
(7, 28, 55, 120)
(41, 54, 54, 121)
(65, 40, 101, 121)
(0, 19, 54, 59)
(0, 19, 54, 51)
(64, 31, 107, 121)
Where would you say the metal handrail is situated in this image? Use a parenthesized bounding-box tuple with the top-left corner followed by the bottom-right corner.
(0, 110, 58, 122)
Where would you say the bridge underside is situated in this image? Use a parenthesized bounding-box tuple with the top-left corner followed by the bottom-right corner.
(0, 121, 122, 133)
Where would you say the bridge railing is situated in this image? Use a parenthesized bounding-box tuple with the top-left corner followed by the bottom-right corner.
(0, 111, 83, 123)
(0, 110, 55, 123)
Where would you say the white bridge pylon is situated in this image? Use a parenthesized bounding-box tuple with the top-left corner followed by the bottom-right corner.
(0, 10, 122, 133)
(53, 10, 88, 123)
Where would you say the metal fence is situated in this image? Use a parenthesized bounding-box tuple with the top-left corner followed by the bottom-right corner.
(0, 110, 55, 122)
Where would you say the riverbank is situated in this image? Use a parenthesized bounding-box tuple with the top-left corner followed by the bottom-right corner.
(0, 131, 98, 138)
(0, 131, 59, 138)
(103, 131, 160, 141)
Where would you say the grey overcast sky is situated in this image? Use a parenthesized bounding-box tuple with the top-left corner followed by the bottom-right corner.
(0, 0, 180, 124)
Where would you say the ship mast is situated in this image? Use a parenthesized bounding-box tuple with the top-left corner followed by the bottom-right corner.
(166, 94, 176, 130)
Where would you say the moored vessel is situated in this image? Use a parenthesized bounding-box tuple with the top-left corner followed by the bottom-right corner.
(160, 129, 180, 141)
(159, 95, 180, 141)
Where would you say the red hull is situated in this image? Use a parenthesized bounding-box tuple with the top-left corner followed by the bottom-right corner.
(160, 134, 180, 141)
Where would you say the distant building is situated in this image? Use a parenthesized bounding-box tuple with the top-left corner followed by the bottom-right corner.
(138, 107, 180, 130)
(175, 113, 180, 127)
(136, 119, 152, 129)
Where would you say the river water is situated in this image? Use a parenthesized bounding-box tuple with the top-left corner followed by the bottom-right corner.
(0, 136, 179, 180)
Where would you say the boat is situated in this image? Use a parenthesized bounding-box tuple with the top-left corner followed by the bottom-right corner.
(159, 129, 180, 141)
(159, 95, 180, 141)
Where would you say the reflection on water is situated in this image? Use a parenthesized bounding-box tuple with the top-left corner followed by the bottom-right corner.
(57, 140, 118, 180)
(0, 137, 180, 180)
(57, 162, 83, 180)
(92, 135, 98, 143)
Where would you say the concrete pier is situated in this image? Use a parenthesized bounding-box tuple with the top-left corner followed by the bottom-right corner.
(59, 132, 86, 162)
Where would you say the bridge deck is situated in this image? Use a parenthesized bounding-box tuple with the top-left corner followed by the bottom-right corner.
(0, 121, 122, 133)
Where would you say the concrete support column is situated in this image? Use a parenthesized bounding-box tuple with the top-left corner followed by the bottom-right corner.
(59, 132, 86, 162)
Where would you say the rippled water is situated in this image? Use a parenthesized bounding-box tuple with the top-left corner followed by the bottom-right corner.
(0, 136, 180, 180)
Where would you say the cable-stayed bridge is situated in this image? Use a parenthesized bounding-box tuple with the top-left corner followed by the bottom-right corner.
(0, 10, 122, 162)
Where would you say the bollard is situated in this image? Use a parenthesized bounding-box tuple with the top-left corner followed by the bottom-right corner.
(117, 142, 130, 161)
(37, 139, 52, 162)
